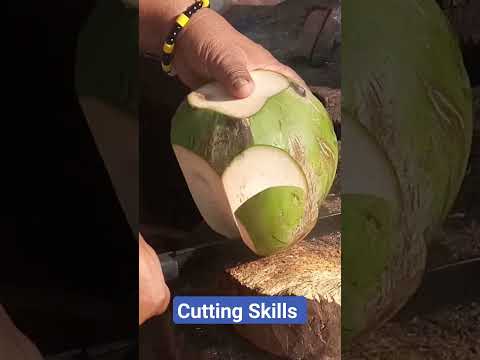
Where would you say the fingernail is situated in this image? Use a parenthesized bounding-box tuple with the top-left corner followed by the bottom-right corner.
(233, 78, 250, 89)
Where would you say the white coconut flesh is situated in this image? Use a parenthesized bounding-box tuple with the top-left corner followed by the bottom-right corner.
(222, 146, 308, 252)
(187, 70, 291, 118)
(174, 143, 309, 250)
(173, 145, 239, 239)
(222, 146, 307, 213)
(342, 116, 401, 207)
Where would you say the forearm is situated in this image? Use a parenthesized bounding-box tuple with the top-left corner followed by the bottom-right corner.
(140, 0, 195, 51)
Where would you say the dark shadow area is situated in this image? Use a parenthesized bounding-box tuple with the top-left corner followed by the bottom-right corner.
(2, 1, 137, 357)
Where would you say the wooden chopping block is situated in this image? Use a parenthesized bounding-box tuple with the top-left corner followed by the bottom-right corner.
(218, 192, 341, 360)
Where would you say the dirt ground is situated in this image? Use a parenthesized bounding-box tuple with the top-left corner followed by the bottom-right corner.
(224, 0, 340, 88)
(343, 301, 480, 360)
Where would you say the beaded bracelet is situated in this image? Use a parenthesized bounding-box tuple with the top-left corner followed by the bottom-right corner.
(161, 0, 210, 75)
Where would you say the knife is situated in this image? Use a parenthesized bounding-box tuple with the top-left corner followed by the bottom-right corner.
(157, 211, 341, 282)
(158, 238, 230, 282)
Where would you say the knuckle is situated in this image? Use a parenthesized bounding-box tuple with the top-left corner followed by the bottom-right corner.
(199, 38, 225, 63)
(226, 67, 248, 81)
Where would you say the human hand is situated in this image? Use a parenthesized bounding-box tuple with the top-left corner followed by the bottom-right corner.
(139, 234, 170, 325)
(173, 8, 305, 98)
(140, 3, 304, 99)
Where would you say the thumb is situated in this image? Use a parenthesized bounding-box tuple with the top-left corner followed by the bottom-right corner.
(209, 49, 254, 99)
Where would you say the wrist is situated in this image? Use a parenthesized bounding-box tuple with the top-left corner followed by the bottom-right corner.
(175, 7, 221, 44)
(140, 0, 195, 51)
(159, 1, 215, 74)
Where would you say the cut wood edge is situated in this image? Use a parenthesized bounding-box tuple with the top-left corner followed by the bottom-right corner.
(223, 208, 341, 359)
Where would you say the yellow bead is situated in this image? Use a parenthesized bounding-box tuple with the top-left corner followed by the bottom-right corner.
(202, 0, 210, 8)
(176, 13, 190, 28)
(163, 43, 174, 54)
(162, 63, 172, 73)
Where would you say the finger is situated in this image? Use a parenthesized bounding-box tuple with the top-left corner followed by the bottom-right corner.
(139, 235, 171, 324)
(156, 280, 171, 317)
(208, 47, 255, 99)
(155, 255, 171, 316)
(175, 63, 207, 91)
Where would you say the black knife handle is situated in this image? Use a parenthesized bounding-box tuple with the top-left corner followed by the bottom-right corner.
(158, 253, 179, 282)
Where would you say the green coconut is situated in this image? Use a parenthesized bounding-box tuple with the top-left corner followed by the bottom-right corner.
(171, 70, 338, 256)
(342, 0, 473, 346)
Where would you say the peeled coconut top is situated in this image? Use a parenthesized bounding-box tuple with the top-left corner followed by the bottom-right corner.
(188, 71, 291, 118)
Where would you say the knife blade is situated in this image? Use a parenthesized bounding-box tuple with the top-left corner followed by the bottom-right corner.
(157, 211, 341, 282)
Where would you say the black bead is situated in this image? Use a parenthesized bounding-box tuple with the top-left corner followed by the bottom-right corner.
(163, 53, 173, 64)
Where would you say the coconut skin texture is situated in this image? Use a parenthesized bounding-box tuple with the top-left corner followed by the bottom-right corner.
(342, 0, 473, 346)
(171, 70, 338, 256)
(235, 186, 306, 256)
